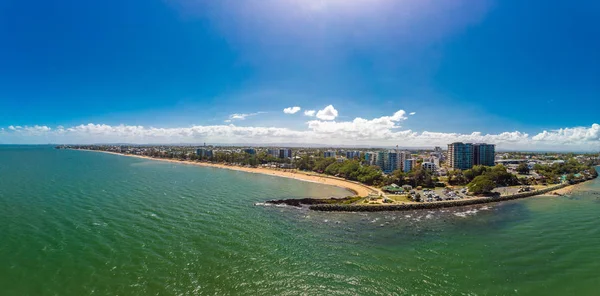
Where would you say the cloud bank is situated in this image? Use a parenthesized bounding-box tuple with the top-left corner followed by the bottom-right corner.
(2, 108, 599, 151)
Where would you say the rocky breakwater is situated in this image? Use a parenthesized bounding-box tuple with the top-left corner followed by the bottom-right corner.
(265, 196, 362, 208)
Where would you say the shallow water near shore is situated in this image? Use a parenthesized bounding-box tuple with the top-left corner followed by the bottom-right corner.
(1, 146, 599, 295)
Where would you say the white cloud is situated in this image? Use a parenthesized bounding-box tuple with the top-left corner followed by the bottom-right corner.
(316, 105, 338, 121)
(409, 112, 416, 115)
(2, 115, 600, 151)
(227, 112, 265, 122)
(283, 106, 301, 114)
(304, 110, 316, 117)
(25, 125, 52, 133)
(6, 125, 51, 135)
(307, 110, 408, 141)
(532, 124, 600, 144)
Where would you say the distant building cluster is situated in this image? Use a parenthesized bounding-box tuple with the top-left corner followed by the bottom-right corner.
(323, 150, 361, 159)
(364, 150, 416, 174)
(447, 142, 495, 170)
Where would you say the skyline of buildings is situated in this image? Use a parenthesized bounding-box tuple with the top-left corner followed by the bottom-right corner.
(133, 142, 501, 174)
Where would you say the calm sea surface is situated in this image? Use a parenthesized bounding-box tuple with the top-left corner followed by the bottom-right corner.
(0, 146, 599, 295)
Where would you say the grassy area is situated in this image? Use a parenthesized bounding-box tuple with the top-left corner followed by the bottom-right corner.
(319, 196, 363, 205)
(532, 185, 552, 190)
(387, 194, 413, 203)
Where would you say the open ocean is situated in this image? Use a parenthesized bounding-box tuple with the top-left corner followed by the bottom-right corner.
(1, 146, 599, 295)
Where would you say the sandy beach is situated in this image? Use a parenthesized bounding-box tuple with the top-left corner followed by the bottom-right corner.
(82, 150, 378, 197)
(545, 183, 582, 196)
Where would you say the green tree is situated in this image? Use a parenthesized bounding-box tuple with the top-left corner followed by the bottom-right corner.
(463, 165, 488, 182)
(516, 163, 530, 175)
(339, 161, 361, 179)
(295, 154, 314, 171)
(448, 170, 468, 185)
(467, 175, 496, 195)
(324, 161, 343, 176)
(313, 157, 336, 173)
(355, 165, 383, 185)
(391, 170, 407, 186)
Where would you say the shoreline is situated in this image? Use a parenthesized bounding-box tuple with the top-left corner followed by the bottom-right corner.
(76, 149, 379, 197)
(542, 182, 583, 196)
(71, 149, 597, 212)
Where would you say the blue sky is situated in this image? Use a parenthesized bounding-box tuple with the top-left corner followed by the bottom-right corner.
(0, 0, 599, 150)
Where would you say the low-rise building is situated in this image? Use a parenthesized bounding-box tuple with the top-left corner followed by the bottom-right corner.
(422, 161, 437, 172)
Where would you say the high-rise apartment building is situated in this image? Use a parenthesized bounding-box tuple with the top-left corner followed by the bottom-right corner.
(364, 152, 376, 165)
(279, 148, 292, 159)
(364, 150, 411, 173)
(242, 148, 256, 155)
(447, 142, 495, 169)
(473, 143, 495, 166)
(267, 148, 292, 159)
(196, 148, 213, 159)
(385, 151, 398, 173)
(376, 151, 385, 170)
(404, 159, 416, 173)
(447, 142, 474, 170)
(345, 151, 361, 159)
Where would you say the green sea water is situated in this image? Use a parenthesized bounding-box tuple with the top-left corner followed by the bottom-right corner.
(1, 146, 599, 295)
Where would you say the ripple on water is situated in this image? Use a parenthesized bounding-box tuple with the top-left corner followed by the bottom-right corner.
(0, 148, 599, 295)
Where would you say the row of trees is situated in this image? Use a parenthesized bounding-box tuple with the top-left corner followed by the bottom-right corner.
(295, 156, 384, 185)
(465, 161, 599, 195)
(534, 160, 598, 184)
(388, 167, 439, 188)
(153, 150, 292, 166)
(466, 165, 521, 195)
(296, 155, 444, 187)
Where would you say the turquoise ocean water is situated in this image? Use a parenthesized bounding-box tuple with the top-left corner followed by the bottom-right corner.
(1, 146, 599, 295)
